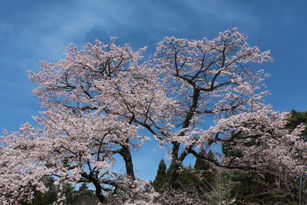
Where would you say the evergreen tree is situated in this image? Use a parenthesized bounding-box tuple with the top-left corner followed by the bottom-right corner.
(194, 149, 216, 194)
(62, 183, 78, 204)
(153, 150, 221, 202)
(286, 110, 307, 137)
(285, 110, 307, 204)
(27, 179, 98, 205)
(153, 159, 167, 192)
(176, 165, 196, 193)
(73, 183, 98, 205)
(26, 176, 57, 205)
(194, 148, 211, 170)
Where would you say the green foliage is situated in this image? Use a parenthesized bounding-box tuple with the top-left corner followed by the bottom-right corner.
(153, 152, 223, 202)
(225, 110, 307, 204)
(194, 149, 216, 193)
(286, 110, 307, 136)
(176, 165, 196, 192)
(62, 183, 78, 204)
(26, 176, 57, 205)
(152, 110, 307, 204)
(153, 159, 167, 192)
(194, 148, 212, 170)
(230, 173, 264, 204)
(25, 178, 98, 205)
(74, 183, 97, 205)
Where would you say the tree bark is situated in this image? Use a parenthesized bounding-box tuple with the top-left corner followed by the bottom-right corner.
(168, 88, 201, 189)
(93, 178, 107, 203)
(168, 142, 180, 189)
(81, 173, 107, 203)
(168, 161, 181, 190)
(120, 144, 135, 180)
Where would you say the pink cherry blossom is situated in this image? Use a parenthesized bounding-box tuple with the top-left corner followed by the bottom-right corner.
(1, 29, 305, 204)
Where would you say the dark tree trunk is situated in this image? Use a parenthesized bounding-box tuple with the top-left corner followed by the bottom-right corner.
(168, 142, 181, 189)
(120, 144, 135, 180)
(81, 173, 107, 203)
(168, 161, 181, 190)
(168, 88, 201, 189)
(93, 179, 107, 203)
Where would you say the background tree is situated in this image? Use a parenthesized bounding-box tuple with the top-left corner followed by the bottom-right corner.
(285, 110, 306, 205)
(153, 159, 167, 193)
(25, 176, 57, 205)
(73, 183, 98, 205)
(286, 110, 307, 137)
(194, 149, 216, 192)
(224, 110, 307, 204)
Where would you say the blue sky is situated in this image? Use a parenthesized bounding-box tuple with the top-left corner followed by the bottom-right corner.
(0, 0, 306, 181)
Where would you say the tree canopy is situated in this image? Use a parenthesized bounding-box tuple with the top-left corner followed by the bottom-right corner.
(0, 28, 305, 204)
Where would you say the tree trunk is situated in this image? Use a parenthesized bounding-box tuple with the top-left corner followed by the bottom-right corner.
(167, 88, 200, 189)
(298, 174, 303, 205)
(93, 179, 107, 203)
(81, 173, 107, 203)
(120, 144, 135, 180)
(168, 161, 181, 190)
(168, 142, 181, 189)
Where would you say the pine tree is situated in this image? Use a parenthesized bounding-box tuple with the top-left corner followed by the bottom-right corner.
(193, 149, 218, 200)
(26, 176, 57, 205)
(153, 159, 167, 192)
(74, 183, 98, 205)
(194, 148, 215, 171)
(286, 110, 307, 137)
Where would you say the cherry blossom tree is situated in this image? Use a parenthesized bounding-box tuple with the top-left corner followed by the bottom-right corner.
(1, 38, 166, 204)
(0, 28, 305, 204)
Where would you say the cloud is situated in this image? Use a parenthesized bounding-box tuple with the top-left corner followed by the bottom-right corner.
(0, 0, 263, 66)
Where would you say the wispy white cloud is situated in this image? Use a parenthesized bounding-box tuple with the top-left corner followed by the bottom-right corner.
(185, 0, 257, 24)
